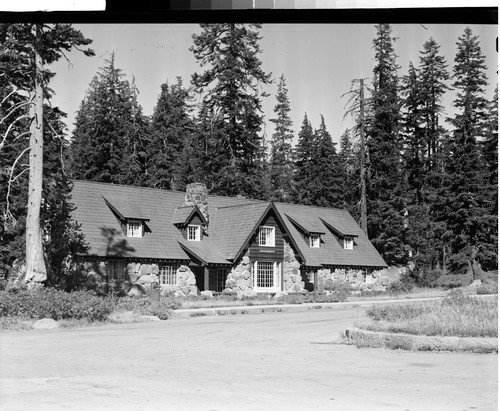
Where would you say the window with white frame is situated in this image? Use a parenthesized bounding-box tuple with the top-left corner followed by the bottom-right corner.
(159, 264, 178, 286)
(253, 261, 281, 290)
(188, 225, 201, 241)
(127, 219, 143, 237)
(107, 260, 127, 280)
(258, 226, 275, 247)
(343, 237, 354, 250)
(310, 233, 320, 248)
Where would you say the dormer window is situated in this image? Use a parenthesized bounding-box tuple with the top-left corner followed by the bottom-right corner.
(127, 219, 143, 237)
(344, 236, 354, 250)
(259, 226, 275, 247)
(310, 233, 320, 248)
(188, 225, 201, 241)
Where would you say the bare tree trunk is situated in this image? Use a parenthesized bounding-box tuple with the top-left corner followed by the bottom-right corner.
(24, 24, 46, 285)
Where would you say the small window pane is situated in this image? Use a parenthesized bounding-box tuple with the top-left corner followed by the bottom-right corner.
(259, 226, 275, 246)
(344, 237, 354, 250)
(127, 220, 142, 237)
(188, 225, 200, 241)
(310, 234, 320, 248)
(159, 264, 178, 286)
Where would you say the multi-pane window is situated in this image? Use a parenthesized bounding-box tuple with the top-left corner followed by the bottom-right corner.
(107, 260, 127, 280)
(255, 262, 275, 288)
(159, 264, 178, 286)
(188, 225, 201, 241)
(258, 226, 275, 247)
(344, 237, 354, 250)
(127, 219, 142, 237)
(310, 233, 320, 248)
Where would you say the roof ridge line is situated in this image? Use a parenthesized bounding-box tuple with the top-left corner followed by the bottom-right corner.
(215, 202, 268, 210)
(274, 201, 348, 212)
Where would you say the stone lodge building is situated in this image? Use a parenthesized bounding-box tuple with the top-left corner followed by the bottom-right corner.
(70, 181, 387, 295)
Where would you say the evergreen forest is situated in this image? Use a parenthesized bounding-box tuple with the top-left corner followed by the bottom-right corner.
(0, 23, 497, 287)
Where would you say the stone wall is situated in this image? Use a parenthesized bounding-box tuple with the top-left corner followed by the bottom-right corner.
(283, 241, 306, 293)
(222, 256, 257, 298)
(314, 266, 401, 293)
(173, 265, 198, 297)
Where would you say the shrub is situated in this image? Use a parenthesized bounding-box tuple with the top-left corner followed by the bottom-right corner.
(0, 288, 115, 322)
(387, 278, 414, 294)
(114, 295, 181, 319)
(415, 268, 444, 288)
(476, 283, 498, 295)
(360, 294, 497, 337)
(435, 273, 473, 289)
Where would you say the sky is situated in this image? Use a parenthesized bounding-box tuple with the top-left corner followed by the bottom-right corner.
(48, 22, 498, 145)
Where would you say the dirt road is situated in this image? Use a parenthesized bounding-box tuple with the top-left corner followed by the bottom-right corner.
(0, 308, 497, 410)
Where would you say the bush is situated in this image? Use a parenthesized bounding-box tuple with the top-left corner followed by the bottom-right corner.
(0, 288, 115, 322)
(435, 273, 473, 289)
(415, 268, 444, 288)
(114, 295, 181, 319)
(476, 283, 498, 295)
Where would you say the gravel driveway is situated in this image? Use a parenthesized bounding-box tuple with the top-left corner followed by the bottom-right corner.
(0, 308, 497, 410)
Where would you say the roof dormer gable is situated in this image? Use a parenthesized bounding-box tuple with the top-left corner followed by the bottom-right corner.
(172, 205, 208, 228)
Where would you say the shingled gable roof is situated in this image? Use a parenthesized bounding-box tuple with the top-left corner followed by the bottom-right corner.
(70, 180, 386, 269)
(210, 201, 306, 263)
(102, 195, 150, 221)
(274, 202, 387, 268)
(285, 213, 326, 235)
(171, 205, 207, 226)
(70, 180, 259, 261)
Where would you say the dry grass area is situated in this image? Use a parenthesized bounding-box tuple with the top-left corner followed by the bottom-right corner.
(354, 294, 498, 338)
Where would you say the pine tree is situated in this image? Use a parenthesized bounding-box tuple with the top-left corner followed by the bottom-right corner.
(69, 54, 149, 185)
(0, 23, 93, 284)
(366, 23, 408, 266)
(440, 27, 496, 273)
(401, 38, 451, 275)
(269, 74, 294, 202)
(147, 77, 197, 191)
(338, 129, 359, 219)
(190, 23, 272, 199)
(293, 114, 315, 205)
(309, 116, 344, 207)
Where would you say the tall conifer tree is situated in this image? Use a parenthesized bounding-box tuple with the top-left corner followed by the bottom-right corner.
(367, 23, 408, 266)
(0, 23, 93, 284)
(440, 27, 496, 273)
(190, 23, 272, 198)
(269, 74, 294, 202)
(69, 54, 149, 185)
(148, 78, 198, 191)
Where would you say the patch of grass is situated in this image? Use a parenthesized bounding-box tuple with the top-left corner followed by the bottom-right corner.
(355, 294, 498, 338)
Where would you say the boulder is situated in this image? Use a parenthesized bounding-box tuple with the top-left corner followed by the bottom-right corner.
(33, 318, 59, 330)
(128, 284, 145, 296)
(236, 278, 248, 290)
(273, 291, 289, 299)
(237, 289, 257, 300)
(200, 290, 214, 298)
(139, 264, 152, 276)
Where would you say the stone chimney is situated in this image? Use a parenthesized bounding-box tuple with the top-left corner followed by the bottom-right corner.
(183, 183, 209, 224)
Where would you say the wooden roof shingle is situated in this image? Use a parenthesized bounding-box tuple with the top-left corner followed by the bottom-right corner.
(70, 181, 386, 269)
